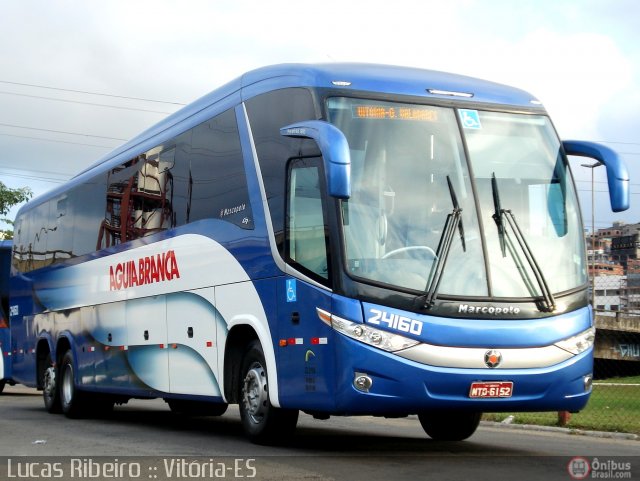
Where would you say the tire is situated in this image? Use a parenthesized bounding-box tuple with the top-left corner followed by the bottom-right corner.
(418, 411, 482, 441)
(0, 379, 5, 394)
(238, 340, 298, 444)
(59, 350, 86, 418)
(167, 399, 228, 416)
(42, 353, 62, 413)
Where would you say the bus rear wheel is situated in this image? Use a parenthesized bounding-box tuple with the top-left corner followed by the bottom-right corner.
(418, 411, 481, 441)
(42, 353, 61, 413)
(60, 350, 86, 418)
(238, 340, 298, 444)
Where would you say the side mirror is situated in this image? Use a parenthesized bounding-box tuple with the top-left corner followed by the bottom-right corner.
(280, 120, 351, 199)
(563, 140, 630, 212)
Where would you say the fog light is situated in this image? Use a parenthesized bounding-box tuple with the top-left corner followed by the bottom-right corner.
(354, 373, 372, 393)
(584, 374, 593, 392)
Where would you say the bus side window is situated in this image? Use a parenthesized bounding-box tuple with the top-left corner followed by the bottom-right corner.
(188, 108, 253, 229)
(134, 148, 175, 236)
(286, 158, 331, 284)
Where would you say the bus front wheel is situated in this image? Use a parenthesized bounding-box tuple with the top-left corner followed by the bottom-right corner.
(418, 411, 481, 441)
(238, 340, 298, 444)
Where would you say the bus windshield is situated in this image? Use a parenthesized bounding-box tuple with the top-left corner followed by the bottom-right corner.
(326, 97, 586, 301)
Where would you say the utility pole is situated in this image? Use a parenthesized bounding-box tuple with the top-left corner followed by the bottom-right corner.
(581, 162, 602, 308)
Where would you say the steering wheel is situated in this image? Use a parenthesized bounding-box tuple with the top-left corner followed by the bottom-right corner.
(382, 245, 437, 260)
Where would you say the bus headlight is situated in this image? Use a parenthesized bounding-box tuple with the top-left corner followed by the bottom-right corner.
(554, 327, 596, 355)
(317, 308, 419, 352)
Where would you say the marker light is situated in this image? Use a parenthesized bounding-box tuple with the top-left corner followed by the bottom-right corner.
(316, 308, 419, 352)
(554, 327, 596, 355)
(427, 88, 473, 98)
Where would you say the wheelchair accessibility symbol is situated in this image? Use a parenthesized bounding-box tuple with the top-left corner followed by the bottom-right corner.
(286, 279, 297, 302)
(459, 109, 482, 129)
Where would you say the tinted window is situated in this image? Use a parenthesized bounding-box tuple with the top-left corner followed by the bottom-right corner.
(48, 194, 74, 264)
(286, 158, 330, 283)
(71, 176, 107, 256)
(99, 156, 143, 248)
(245, 88, 318, 253)
(14, 108, 252, 272)
(32, 202, 51, 270)
(12, 217, 28, 272)
(188, 108, 253, 229)
(13, 202, 52, 272)
(170, 132, 192, 227)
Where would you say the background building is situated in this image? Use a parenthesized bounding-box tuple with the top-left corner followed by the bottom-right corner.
(585, 222, 640, 378)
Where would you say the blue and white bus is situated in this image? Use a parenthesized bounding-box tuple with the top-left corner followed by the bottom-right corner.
(0, 240, 13, 393)
(8, 64, 629, 443)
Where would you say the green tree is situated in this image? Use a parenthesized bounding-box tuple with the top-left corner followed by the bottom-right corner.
(0, 181, 32, 240)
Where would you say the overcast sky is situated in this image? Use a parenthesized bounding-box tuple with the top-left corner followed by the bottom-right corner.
(0, 0, 638, 230)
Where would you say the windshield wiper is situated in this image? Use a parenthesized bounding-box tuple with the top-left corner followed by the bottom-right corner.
(447, 176, 466, 252)
(491, 174, 507, 257)
(490, 173, 556, 312)
(420, 176, 465, 309)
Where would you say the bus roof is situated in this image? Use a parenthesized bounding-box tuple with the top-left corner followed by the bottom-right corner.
(18, 63, 544, 214)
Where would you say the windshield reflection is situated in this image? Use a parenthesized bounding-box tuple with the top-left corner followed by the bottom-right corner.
(464, 111, 586, 298)
(327, 98, 487, 297)
(327, 99, 585, 301)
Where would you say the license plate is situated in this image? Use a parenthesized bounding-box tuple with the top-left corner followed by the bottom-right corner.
(469, 381, 513, 398)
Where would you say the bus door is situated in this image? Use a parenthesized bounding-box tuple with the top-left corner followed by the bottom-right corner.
(277, 157, 335, 409)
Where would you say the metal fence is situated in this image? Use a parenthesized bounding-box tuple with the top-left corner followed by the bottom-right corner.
(485, 275, 640, 434)
(593, 273, 640, 316)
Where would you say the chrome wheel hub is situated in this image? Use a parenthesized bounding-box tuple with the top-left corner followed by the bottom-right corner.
(61, 364, 73, 404)
(242, 365, 268, 424)
(43, 366, 56, 397)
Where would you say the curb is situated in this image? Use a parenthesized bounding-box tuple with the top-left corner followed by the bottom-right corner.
(481, 421, 639, 441)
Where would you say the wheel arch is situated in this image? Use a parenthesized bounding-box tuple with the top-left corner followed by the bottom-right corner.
(223, 318, 279, 407)
(36, 332, 77, 390)
(55, 335, 72, 364)
(35, 335, 54, 390)
(223, 324, 258, 404)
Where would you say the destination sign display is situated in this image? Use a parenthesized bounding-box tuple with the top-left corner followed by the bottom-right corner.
(352, 105, 439, 122)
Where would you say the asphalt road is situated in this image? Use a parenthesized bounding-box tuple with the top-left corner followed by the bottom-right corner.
(0, 385, 637, 481)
